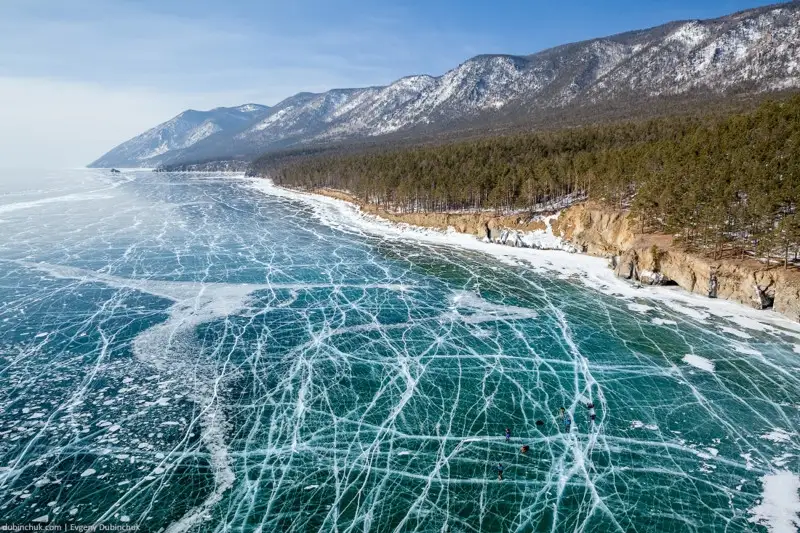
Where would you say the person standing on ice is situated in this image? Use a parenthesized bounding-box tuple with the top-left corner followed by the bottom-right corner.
(496, 463, 504, 480)
(559, 407, 572, 431)
(505, 428, 511, 442)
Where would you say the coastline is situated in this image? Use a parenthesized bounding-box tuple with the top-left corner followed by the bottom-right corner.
(244, 177, 800, 335)
(277, 183, 800, 325)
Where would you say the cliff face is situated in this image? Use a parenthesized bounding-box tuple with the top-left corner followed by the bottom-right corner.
(308, 186, 800, 322)
(555, 204, 800, 322)
(552, 203, 643, 256)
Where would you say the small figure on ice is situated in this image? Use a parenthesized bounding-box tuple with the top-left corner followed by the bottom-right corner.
(586, 402, 596, 422)
(505, 428, 511, 442)
(520, 444, 530, 454)
(559, 407, 572, 431)
(496, 463, 504, 480)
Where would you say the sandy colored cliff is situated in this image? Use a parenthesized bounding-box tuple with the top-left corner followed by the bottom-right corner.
(556, 202, 800, 321)
(310, 187, 800, 322)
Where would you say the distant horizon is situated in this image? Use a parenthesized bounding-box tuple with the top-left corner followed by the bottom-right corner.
(0, 0, 793, 168)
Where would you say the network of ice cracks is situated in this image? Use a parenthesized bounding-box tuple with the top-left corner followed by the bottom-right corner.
(0, 171, 798, 533)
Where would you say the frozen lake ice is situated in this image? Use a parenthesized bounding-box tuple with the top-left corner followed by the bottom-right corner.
(0, 169, 798, 532)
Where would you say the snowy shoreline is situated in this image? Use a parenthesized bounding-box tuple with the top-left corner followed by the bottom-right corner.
(243, 177, 800, 339)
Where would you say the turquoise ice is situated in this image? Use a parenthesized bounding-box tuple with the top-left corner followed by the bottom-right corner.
(0, 170, 798, 532)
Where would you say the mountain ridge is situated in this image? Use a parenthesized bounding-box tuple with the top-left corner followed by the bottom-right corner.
(88, 104, 271, 168)
(89, 1, 800, 169)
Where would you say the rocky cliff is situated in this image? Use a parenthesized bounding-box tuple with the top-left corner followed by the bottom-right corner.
(555, 203, 800, 321)
(309, 187, 800, 322)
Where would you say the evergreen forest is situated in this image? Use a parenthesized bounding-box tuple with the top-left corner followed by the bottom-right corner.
(251, 95, 800, 265)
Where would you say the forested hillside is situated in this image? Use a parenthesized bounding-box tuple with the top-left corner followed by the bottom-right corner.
(253, 95, 800, 265)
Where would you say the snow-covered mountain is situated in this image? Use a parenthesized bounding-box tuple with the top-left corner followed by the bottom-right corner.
(88, 104, 270, 168)
(90, 2, 800, 168)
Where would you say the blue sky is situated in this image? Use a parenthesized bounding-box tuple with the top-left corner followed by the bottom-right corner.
(0, 0, 789, 167)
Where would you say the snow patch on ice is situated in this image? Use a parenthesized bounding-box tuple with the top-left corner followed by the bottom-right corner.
(761, 429, 795, 444)
(748, 471, 800, 533)
(682, 354, 715, 373)
(445, 291, 538, 325)
(721, 326, 752, 339)
(732, 344, 763, 357)
(773, 453, 794, 467)
(742, 452, 755, 471)
(652, 318, 677, 326)
(664, 301, 709, 321)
